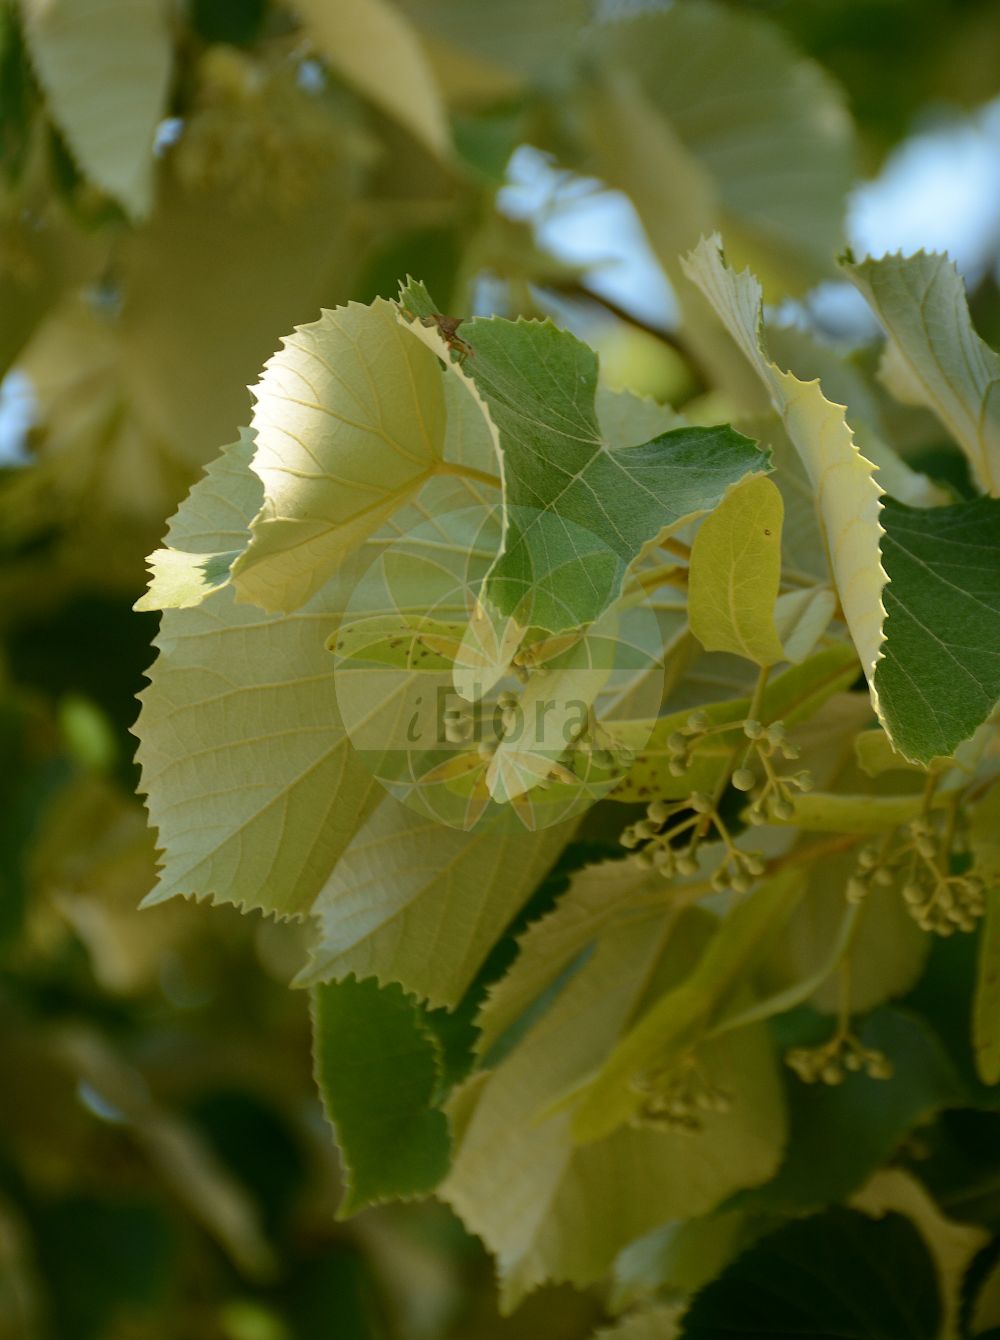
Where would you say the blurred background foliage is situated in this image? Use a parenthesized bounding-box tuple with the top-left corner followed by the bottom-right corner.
(2, 0, 1000, 1335)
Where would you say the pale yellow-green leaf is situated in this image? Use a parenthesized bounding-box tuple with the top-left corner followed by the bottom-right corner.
(20, 0, 171, 218)
(844, 251, 1000, 496)
(13, 296, 191, 532)
(136, 545, 239, 612)
(297, 798, 571, 1008)
(399, 0, 589, 83)
(231, 299, 449, 613)
(746, 416, 830, 581)
(295, 0, 450, 157)
(852, 1169, 989, 1340)
(119, 159, 361, 472)
(588, 2, 855, 295)
(683, 237, 887, 720)
(688, 473, 785, 666)
(569, 869, 804, 1145)
(135, 436, 382, 919)
(773, 586, 837, 664)
(442, 907, 785, 1309)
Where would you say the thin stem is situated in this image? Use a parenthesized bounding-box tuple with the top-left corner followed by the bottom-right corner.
(748, 664, 771, 726)
(836, 957, 853, 1039)
(635, 563, 688, 593)
(660, 537, 691, 561)
(436, 461, 502, 489)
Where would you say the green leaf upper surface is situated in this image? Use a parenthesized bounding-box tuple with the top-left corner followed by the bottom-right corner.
(679, 1207, 941, 1340)
(442, 905, 786, 1309)
(399, 280, 767, 646)
(311, 976, 451, 1215)
(876, 497, 1000, 763)
(21, 0, 172, 218)
(844, 251, 1000, 496)
(135, 436, 382, 918)
(231, 298, 451, 614)
(688, 473, 786, 666)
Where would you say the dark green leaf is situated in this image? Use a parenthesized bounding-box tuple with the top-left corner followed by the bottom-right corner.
(730, 1009, 961, 1214)
(311, 976, 451, 1215)
(877, 497, 1000, 763)
(680, 1207, 940, 1339)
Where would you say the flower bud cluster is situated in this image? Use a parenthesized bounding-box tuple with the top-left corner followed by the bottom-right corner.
(847, 817, 988, 936)
(173, 50, 346, 211)
(620, 796, 703, 879)
(738, 720, 814, 826)
(621, 792, 766, 892)
(631, 1053, 732, 1132)
(786, 1034, 893, 1085)
(665, 712, 813, 826)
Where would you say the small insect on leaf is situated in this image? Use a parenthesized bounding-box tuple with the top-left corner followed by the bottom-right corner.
(420, 312, 474, 364)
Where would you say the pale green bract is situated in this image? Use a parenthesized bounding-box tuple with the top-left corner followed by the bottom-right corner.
(567, 869, 805, 1144)
(298, 798, 572, 1008)
(444, 904, 786, 1310)
(687, 473, 786, 666)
